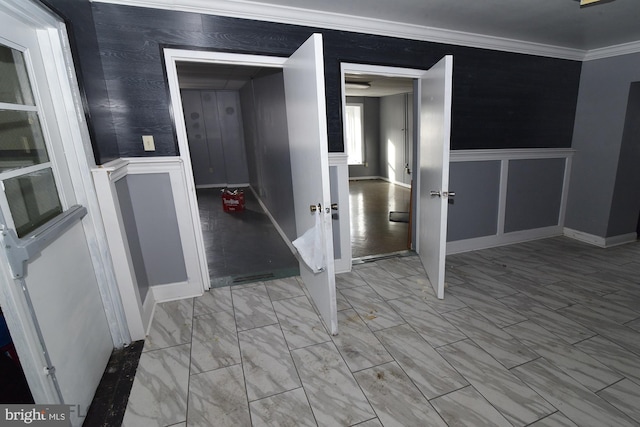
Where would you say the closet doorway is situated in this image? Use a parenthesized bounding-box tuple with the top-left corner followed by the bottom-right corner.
(175, 63, 299, 287)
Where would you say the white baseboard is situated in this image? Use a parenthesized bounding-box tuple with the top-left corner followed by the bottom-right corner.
(195, 183, 250, 189)
(563, 228, 638, 248)
(334, 258, 351, 274)
(141, 292, 156, 338)
(349, 175, 412, 189)
(249, 186, 297, 255)
(349, 175, 381, 181)
(447, 226, 563, 255)
(152, 280, 203, 304)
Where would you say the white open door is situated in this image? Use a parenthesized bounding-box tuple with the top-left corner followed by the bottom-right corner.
(283, 34, 338, 334)
(0, 3, 115, 423)
(417, 55, 454, 299)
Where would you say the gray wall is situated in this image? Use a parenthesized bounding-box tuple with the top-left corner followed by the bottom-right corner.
(447, 161, 501, 241)
(115, 177, 149, 302)
(379, 93, 413, 185)
(566, 52, 640, 238)
(116, 174, 188, 287)
(181, 90, 249, 187)
(607, 81, 640, 237)
(239, 72, 297, 240)
(347, 96, 381, 178)
(505, 158, 566, 233)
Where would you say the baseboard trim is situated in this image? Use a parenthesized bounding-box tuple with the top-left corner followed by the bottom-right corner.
(348, 175, 411, 189)
(447, 226, 563, 255)
(151, 280, 203, 304)
(563, 228, 638, 248)
(195, 183, 250, 189)
(141, 293, 156, 338)
(348, 176, 381, 181)
(249, 186, 297, 255)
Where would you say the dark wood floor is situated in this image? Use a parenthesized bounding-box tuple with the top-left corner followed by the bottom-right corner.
(197, 188, 299, 287)
(349, 179, 412, 258)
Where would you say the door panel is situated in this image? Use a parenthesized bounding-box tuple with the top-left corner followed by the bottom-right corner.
(0, 6, 113, 421)
(25, 222, 112, 406)
(417, 56, 453, 299)
(283, 34, 338, 334)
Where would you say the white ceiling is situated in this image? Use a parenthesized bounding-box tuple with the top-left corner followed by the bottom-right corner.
(98, 0, 640, 59)
(238, 0, 640, 52)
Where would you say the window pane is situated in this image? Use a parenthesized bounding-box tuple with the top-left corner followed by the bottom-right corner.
(4, 168, 62, 237)
(346, 104, 363, 165)
(0, 45, 34, 105)
(0, 110, 49, 172)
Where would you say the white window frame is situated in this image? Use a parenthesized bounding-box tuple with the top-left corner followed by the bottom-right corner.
(345, 102, 365, 165)
(0, 39, 66, 235)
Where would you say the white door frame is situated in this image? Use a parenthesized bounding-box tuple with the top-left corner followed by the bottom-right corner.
(339, 63, 426, 265)
(0, 0, 129, 403)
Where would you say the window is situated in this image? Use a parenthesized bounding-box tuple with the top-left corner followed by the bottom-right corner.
(345, 103, 364, 165)
(0, 44, 62, 237)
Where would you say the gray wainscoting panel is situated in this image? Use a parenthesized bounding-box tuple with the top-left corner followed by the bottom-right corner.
(447, 161, 501, 242)
(504, 158, 565, 233)
(115, 176, 150, 302)
(126, 173, 188, 286)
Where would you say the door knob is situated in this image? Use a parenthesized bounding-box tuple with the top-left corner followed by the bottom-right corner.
(331, 203, 338, 210)
(430, 191, 441, 197)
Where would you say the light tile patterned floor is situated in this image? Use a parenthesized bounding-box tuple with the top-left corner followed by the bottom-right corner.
(122, 237, 640, 426)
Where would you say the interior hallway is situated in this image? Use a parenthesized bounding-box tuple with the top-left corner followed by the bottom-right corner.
(122, 237, 640, 426)
(349, 179, 412, 258)
(197, 188, 299, 287)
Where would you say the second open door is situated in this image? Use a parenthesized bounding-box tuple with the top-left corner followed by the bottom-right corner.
(417, 55, 454, 300)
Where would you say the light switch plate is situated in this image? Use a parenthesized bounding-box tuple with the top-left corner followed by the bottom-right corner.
(142, 135, 155, 151)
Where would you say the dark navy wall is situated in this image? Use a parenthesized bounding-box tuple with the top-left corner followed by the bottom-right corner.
(39, 0, 119, 163)
(49, 2, 581, 163)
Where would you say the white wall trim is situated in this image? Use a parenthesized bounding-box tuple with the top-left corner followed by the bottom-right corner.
(195, 182, 250, 189)
(348, 175, 382, 181)
(93, 0, 586, 60)
(329, 153, 351, 273)
(450, 148, 576, 162)
(583, 40, 640, 61)
(448, 148, 576, 254)
(447, 226, 564, 255)
(563, 228, 638, 248)
(123, 157, 209, 296)
(92, 156, 209, 338)
(347, 175, 412, 189)
(152, 279, 203, 302)
(91, 160, 148, 341)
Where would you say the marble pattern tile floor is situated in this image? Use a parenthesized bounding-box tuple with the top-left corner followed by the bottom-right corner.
(123, 237, 640, 426)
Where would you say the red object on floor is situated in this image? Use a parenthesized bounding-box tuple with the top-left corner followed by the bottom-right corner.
(221, 189, 245, 212)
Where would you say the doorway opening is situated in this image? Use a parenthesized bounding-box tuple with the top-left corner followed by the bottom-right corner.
(174, 62, 300, 288)
(343, 72, 417, 260)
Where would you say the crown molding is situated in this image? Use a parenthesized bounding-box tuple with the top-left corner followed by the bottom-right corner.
(583, 40, 640, 61)
(92, 0, 587, 60)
